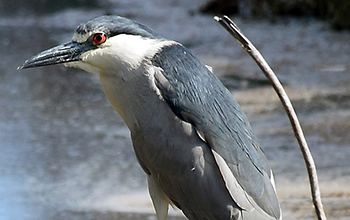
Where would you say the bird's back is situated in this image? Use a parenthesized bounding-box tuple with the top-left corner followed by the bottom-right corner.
(133, 44, 281, 219)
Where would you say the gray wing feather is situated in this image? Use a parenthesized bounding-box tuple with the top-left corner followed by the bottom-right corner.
(151, 44, 281, 218)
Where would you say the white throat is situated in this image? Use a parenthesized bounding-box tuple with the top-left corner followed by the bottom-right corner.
(65, 33, 178, 129)
(68, 34, 176, 129)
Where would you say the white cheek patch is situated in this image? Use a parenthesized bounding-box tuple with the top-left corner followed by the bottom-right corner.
(103, 34, 176, 68)
(68, 33, 178, 78)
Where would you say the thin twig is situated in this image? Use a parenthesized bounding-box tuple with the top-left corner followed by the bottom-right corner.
(214, 15, 327, 220)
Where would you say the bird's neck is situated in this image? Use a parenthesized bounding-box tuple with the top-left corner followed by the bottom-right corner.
(99, 65, 161, 131)
(97, 39, 179, 131)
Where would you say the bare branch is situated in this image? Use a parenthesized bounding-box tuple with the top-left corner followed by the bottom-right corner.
(214, 15, 327, 220)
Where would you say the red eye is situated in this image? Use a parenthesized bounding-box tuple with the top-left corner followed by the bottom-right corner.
(93, 33, 107, 45)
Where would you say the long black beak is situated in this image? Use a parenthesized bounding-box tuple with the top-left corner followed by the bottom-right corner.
(18, 41, 93, 70)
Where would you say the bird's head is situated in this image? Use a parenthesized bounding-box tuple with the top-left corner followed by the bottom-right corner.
(18, 16, 167, 74)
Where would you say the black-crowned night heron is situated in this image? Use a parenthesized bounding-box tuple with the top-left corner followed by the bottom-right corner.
(18, 15, 281, 220)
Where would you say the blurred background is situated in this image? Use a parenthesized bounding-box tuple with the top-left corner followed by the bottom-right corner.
(0, 0, 349, 219)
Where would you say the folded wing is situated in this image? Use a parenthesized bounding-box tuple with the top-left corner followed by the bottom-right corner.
(151, 44, 281, 219)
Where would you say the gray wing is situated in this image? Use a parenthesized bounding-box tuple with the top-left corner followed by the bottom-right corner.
(151, 44, 281, 219)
